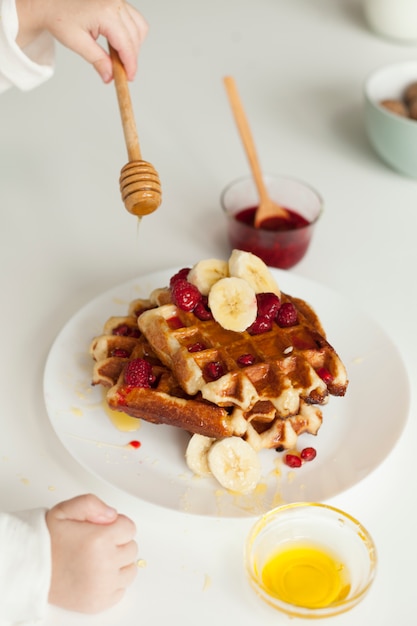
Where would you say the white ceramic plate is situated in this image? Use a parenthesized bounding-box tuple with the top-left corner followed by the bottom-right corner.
(43, 268, 410, 517)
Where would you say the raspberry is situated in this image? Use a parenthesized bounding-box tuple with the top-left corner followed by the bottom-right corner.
(193, 297, 213, 321)
(276, 302, 298, 327)
(247, 316, 273, 335)
(112, 324, 140, 338)
(237, 353, 256, 367)
(111, 348, 130, 358)
(188, 342, 206, 353)
(169, 267, 191, 287)
(124, 358, 156, 388)
(256, 292, 281, 320)
(284, 453, 302, 468)
(300, 447, 317, 462)
(204, 361, 225, 381)
(317, 367, 334, 385)
(171, 279, 202, 312)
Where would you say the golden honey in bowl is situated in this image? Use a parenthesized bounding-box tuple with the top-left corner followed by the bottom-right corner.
(245, 503, 377, 619)
(260, 541, 350, 609)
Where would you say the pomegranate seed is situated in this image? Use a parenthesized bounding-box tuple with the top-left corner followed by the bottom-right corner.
(317, 367, 334, 384)
(171, 279, 202, 312)
(284, 453, 302, 468)
(112, 324, 129, 336)
(204, 361, 225, 381)
(276, 302, 298, 327)
(124, 358, 156, 388)
(111, 348, 130, 358)
(300, 447, 317, 462)
(256, 292, 281, 319)
(247, 316, 273, 335)
(193, 298, 213, 321)
(188, 342, 206, 353)
(169, 267, 191, 287)
(237, 353, 256, 367)
(166, 315, 184, 330)
(112, 324, 140, 338)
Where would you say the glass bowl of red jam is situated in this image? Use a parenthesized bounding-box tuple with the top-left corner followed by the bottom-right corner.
(245, 502, 377, 619)
(221, 175, 323, 269)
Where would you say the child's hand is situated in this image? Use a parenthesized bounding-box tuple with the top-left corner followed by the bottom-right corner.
(16, 0, 148, 82)
(46, 494, 138, 614)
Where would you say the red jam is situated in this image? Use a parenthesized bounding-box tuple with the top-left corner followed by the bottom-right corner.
(228, 206, 314, 269)
(237, 206, 309, 231)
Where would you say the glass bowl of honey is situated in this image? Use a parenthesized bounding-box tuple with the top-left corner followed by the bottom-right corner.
(221, 175, 323, 269)
(245, 502, 377, 619)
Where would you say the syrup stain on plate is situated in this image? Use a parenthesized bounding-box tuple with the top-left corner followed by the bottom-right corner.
(102, 394, 141, 433)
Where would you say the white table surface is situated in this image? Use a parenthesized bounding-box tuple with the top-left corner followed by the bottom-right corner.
(1, 0, 416, 623)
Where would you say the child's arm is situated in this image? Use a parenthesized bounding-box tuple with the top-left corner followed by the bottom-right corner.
(0, 494, 138, 622)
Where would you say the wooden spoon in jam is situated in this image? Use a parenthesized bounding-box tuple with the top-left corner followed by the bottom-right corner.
(223, 76, 291, 229)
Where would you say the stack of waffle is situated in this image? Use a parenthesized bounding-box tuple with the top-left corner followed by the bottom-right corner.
(90, 252, 348, 453)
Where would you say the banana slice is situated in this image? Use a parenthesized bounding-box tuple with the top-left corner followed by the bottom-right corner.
(208, 436, 261, 493)
(208, 276, 257, 332)
(185, 434, 215, 476)
(187, 258, 229, 296)
(228, 249, 281, 296)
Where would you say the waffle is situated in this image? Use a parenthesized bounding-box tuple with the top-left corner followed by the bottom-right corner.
(90, 310, 238, 439)
(90, 298, 154, 387)
(92, 325, 323, 447)
(90, 289, 347, 450)
(137, 292, 348, 413)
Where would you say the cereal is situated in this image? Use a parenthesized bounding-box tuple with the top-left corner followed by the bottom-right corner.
(379, 80, 417, 120)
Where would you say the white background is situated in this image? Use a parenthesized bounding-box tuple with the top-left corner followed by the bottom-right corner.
(1, 0, 416, 623)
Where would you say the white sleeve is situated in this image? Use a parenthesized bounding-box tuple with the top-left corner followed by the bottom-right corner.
(0, 508, 51, 626)
(0, 0, 55, 93)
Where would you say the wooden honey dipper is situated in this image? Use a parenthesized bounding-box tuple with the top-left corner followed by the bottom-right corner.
(109, 44, 162, 217)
